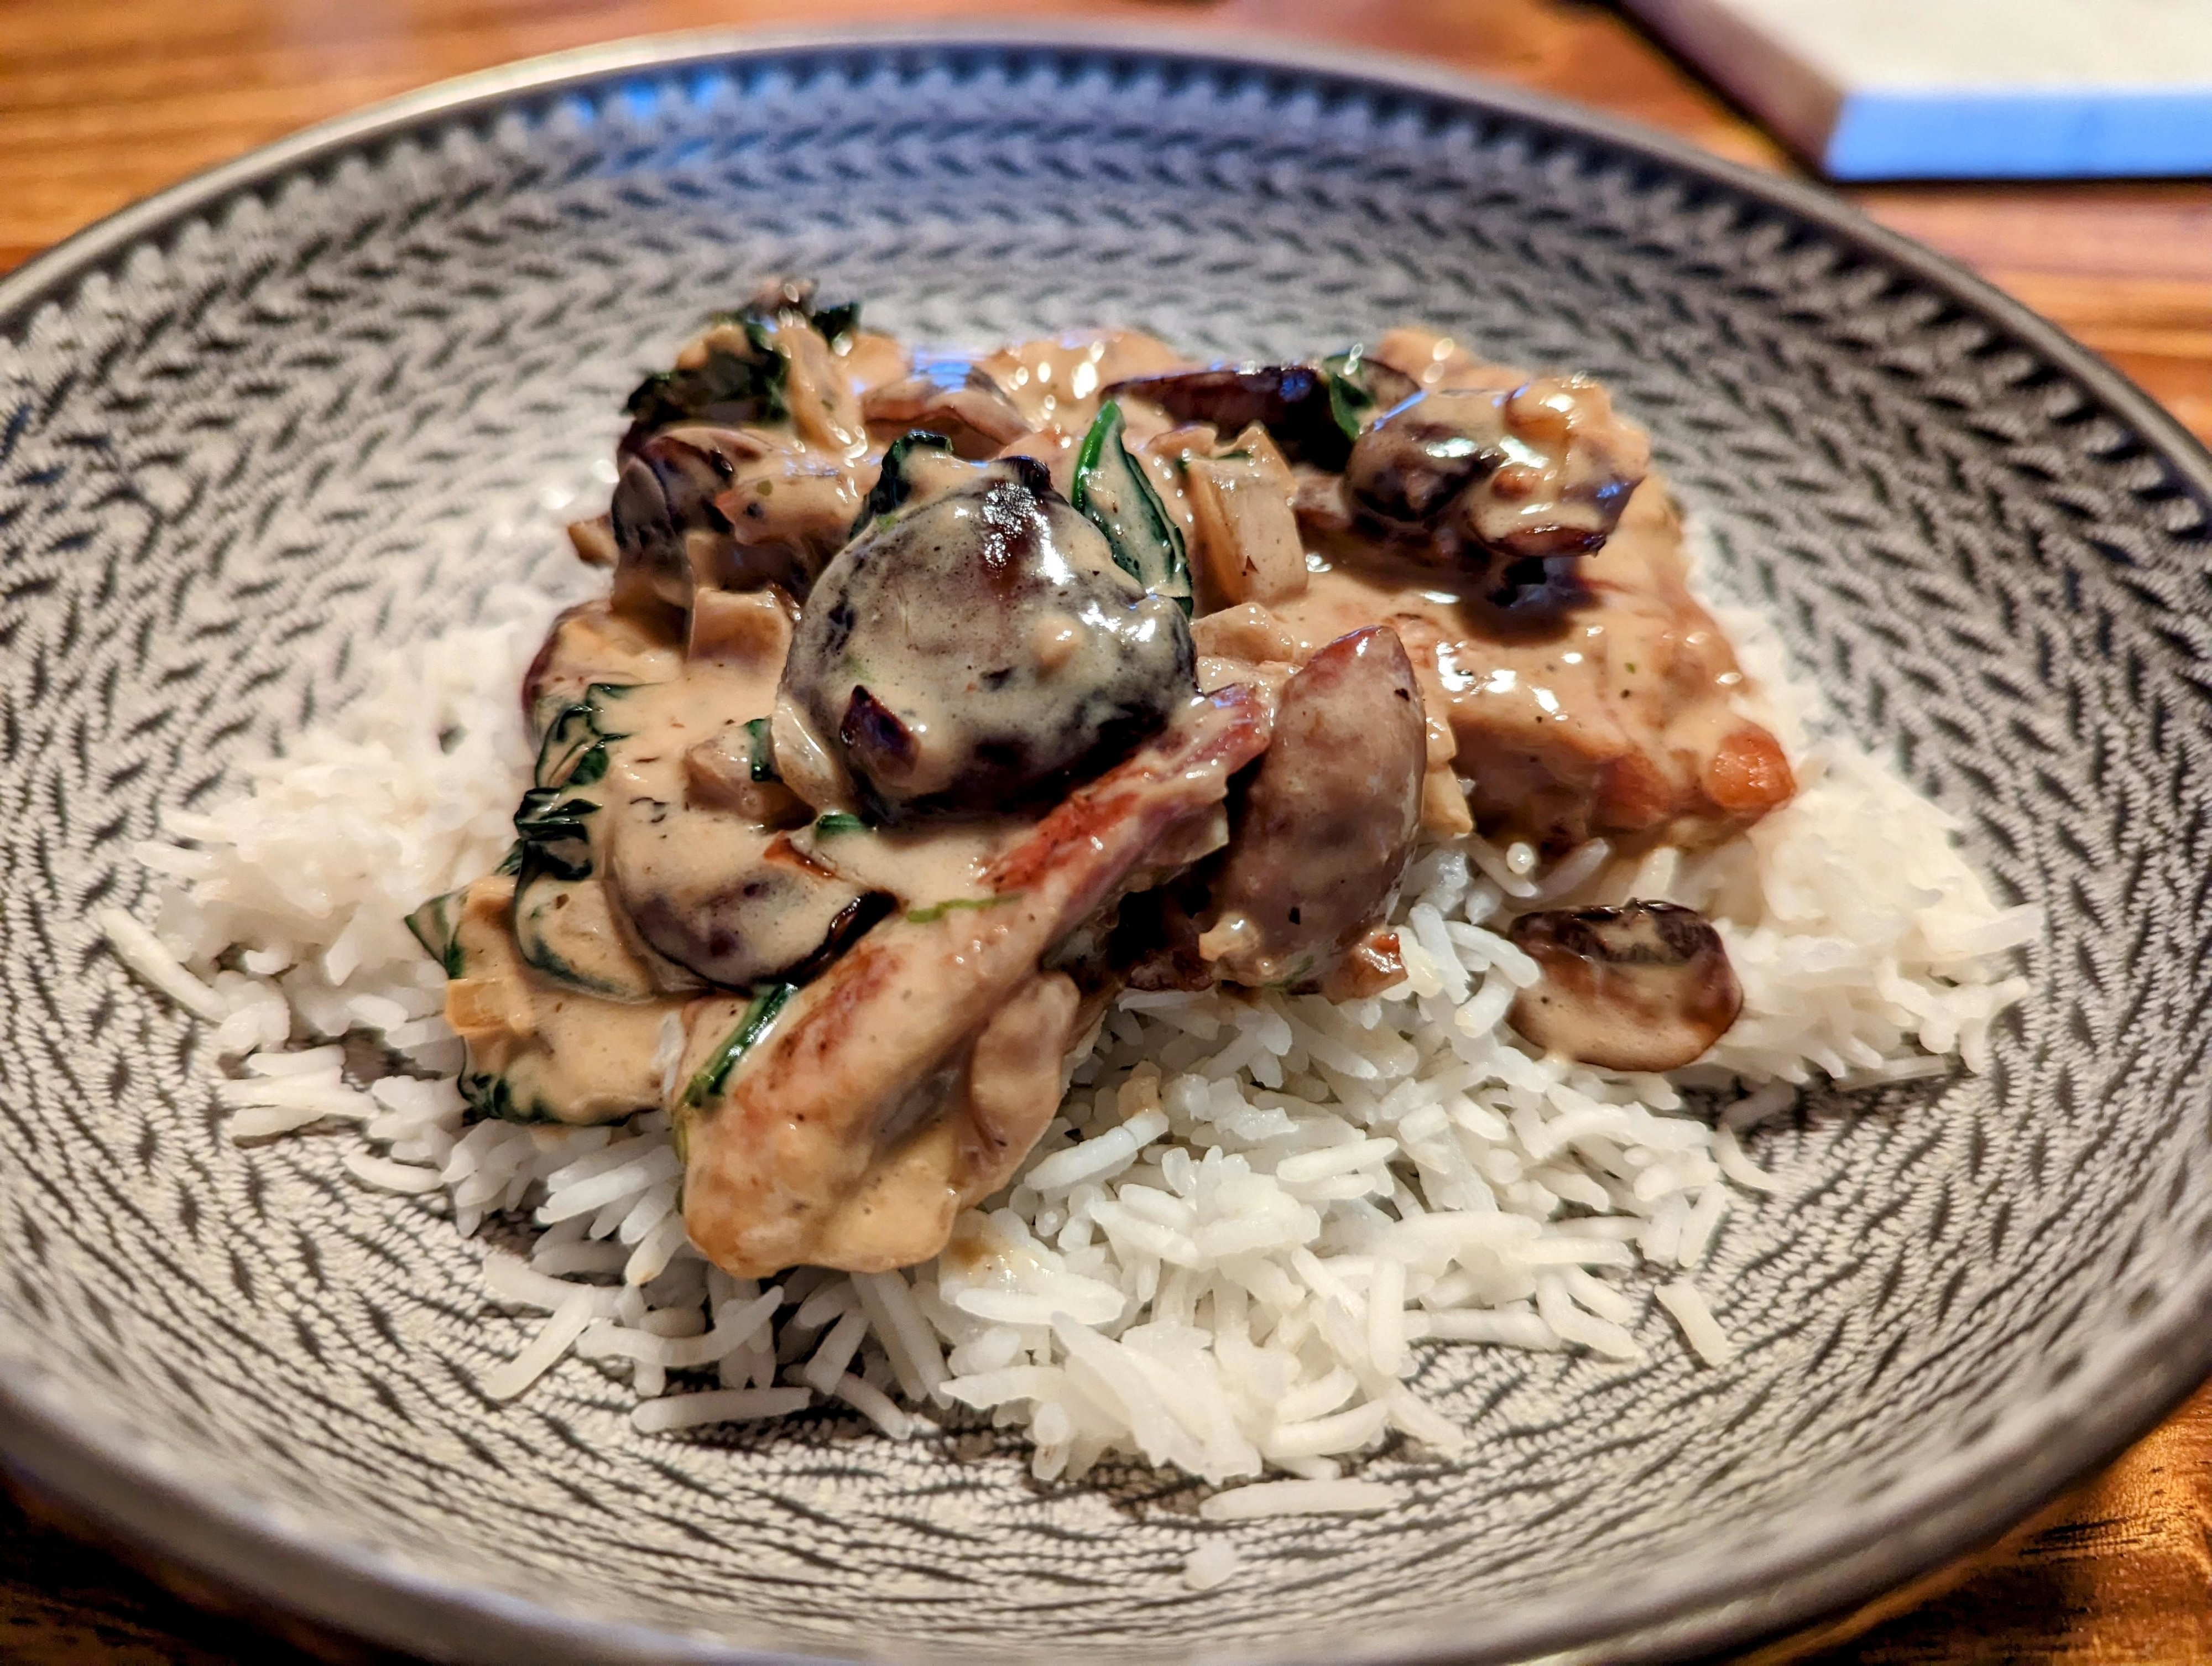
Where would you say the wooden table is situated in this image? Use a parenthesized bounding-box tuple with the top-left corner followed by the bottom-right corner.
(3, 1, 2208, 1660)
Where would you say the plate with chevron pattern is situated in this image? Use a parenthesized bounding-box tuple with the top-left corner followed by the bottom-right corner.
(3, 26, 2211, 1666)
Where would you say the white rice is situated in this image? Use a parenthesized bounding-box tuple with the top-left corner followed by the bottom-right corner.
(105, 532, 2039, 1517)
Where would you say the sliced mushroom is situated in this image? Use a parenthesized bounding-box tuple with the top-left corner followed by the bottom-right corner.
(566, 513, 618, 567)
(1112, 363, 1344, 473)
(608, 803, 881, 990)
(1345, 377, 1650, 568)
(1184, 426, 1309, 609)
(1198, 626, 1426, 989)
(609, 431, 739, 616)
(779, 451, 1196, 819)
(1505, 901, 1741, 1071)
(1107, 353, 1418, 470)
(772, 307, 865, 454)
(1345, 389, 1498, 525)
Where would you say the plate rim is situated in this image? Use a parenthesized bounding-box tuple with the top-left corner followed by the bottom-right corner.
(4, 21, 2210, 1666)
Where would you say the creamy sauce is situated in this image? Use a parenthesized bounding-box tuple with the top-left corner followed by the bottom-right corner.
(598, 665, 870, 988)
(446, 304, 1796, 1275)
(978, 329, 1185, 433)
(792, 815, 1030, 910)
(444, 876, 681, 1125)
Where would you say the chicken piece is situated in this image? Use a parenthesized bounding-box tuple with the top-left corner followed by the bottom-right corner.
(837, 330, 911, 399)
(682, 725, 807, 826)
(977, 329, 1186, 434)
(784, 970, 1087, 1272)
(1274, 481, 1794, 852)
(1366, 328, 1525, 395)
(685, 585, 795, 669)
(1198, 627, 1426, 990)
(1189, 601, 1302, 708)
(677, 684, 1271, 1278)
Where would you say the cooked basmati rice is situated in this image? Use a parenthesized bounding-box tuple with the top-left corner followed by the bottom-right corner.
(104, 525, 2038, 1517)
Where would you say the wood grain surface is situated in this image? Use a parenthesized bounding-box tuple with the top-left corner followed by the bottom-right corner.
(2, 1, 2208, 1662)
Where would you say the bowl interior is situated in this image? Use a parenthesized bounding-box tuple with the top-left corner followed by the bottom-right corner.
(3, 35, 2211, 1666)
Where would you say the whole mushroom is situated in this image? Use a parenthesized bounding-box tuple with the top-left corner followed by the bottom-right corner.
(776, 448, 1197, 819)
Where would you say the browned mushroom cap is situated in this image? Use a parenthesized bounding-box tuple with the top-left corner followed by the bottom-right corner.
(1344, 389, 1498, 525)
(1344, 378, 1650, 566)
(1505, 901, 1741, 1072)
(1102, 365, 1331, 467)
(609, 431, 739, 615)
(606, 792, 882, 990)
(778, 453, 1196, 820)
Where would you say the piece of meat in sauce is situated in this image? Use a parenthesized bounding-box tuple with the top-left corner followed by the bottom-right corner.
(677, 684, 1271, 1277)
(1279, 470, 1793, 852)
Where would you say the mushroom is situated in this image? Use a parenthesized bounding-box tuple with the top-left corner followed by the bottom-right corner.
(1345, 377, 1650, 568)
(777, 449, 1196, 819)
(1198, 626, 1427, 990)
(1108, 355, 1417, 471)
(1183, 425, 1309, 608)
(1505, 901, 1741, 1071)
(608, 430, 740, 616)
(609, 812, 883, 990)
(618, 278, 865, 461)
(1344, 389, 1498, 526)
